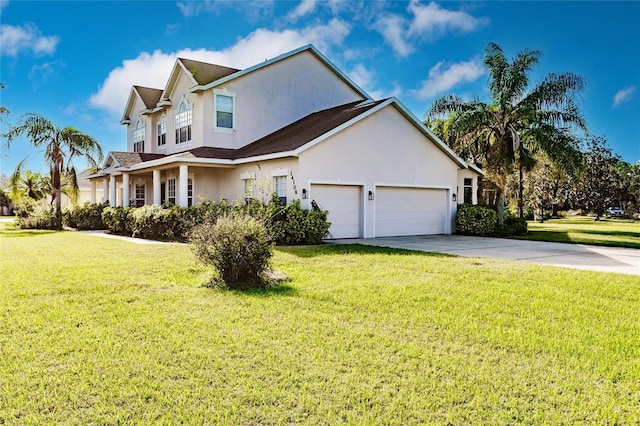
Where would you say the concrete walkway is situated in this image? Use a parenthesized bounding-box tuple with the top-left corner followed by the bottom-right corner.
(330, 235, 640, 276)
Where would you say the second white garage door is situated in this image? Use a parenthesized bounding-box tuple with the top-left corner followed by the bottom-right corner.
(375, 187, 447, 237)
(310, 184, 362, 239)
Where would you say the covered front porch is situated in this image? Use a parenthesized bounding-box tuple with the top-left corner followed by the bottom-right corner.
(88, 162, 233, 208)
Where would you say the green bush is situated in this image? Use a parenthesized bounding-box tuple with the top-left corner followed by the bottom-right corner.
(129, 204, 179, 240)
(456, 204, 498, 236)
(63, 203, 106, 230)
(495, 215, 528, 237)
(266, 197, 330, 245)
(102, 206, 134, 234)
(16, 200, 61, 230)
(190, 213, 273, 288)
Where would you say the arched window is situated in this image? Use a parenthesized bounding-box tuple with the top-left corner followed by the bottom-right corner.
(175, 96, 192, 144)
(157, 115, 166, 146)
(133, 117, 145, 152)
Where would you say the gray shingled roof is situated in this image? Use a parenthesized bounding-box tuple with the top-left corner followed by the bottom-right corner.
(110, 152, 165, 167)
(179, 58, 240, 86)
(234, 99, 386, 159)
(134, 86, 163, 110)
(100, 100, 387, 172)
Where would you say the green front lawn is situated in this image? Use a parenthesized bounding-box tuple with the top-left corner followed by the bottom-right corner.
(1, 223, 639, 424)
(516, 216, 640, 249)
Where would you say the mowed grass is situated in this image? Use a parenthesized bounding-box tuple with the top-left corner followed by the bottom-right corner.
(1, 223, 639, 424)
(515, 216, 640, 249)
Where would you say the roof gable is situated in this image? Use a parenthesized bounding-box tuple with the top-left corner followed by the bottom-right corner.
(120, 86, 163, 124)
(179, 58, 240, 85)
(190, 45, 370, 100)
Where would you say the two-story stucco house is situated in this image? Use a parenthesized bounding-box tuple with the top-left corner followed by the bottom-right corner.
(88, 44, 481, 239)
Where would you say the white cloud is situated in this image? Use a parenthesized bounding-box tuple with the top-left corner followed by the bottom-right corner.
(29, 60, 65, 86)
(374, 1, 487, 57)
(0, 23, 59, 56)
(407, 1, 488, 39)
(286, 0, 317, 21)
(612, 85, 636, 107)
(413, 58, 484, 99)
(376, 14, 414, 58)
(90, 19, 350, 117)
(348, 63, 403, 100)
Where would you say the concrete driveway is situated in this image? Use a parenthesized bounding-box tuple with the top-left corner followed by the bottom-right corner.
(331, 235, 640, 275)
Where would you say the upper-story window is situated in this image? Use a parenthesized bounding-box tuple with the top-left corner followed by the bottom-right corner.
(214, 90, 235, 132)
(157, 115, 166, 147)
(175, 97, 192, 144)
(133, 118, 145, 153)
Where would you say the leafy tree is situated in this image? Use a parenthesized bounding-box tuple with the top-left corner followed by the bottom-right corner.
(0, 83, 8, 122)
(613, 160, 640, 215)
(4, 113, 103, 227)
(426, 42, 586, 222)
(577, 136, 621, 220)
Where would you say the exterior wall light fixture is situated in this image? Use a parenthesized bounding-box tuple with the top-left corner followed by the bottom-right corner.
(302, 188, 308, 199)
(368, 190, 374, 201)
(452, 193, 457, 202)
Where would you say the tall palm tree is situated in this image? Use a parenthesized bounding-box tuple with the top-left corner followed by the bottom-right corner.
(426, 42, 586, 220)
(4, 113, 103, 223)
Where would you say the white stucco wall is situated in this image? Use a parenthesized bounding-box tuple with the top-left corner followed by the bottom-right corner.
(216, 158, 299, 203)
(201, 50, 366, 150)
(297, 105, 460, 237)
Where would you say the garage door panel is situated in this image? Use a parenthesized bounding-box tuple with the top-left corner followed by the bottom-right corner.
(375, 187, 446, 237)
(311, 184, 362, 239)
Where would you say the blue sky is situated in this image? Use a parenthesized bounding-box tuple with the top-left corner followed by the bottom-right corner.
(1, 0, 639, 176)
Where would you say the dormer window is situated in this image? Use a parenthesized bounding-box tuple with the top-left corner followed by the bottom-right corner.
(157, 115, 166, 146)
(175, 97, 192, 144)
(133, 117, 145, 152)
(214, 90, 235, 132)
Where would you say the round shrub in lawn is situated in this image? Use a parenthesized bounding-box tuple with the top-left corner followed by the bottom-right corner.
(190, 213, 273, 289)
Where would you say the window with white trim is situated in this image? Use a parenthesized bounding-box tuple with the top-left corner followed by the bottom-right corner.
(157, 115, 166, 146)
(243, 178, 254, 199)
(187, 178, 194, 207)
(135, 184, 145, 207)
(167, 178, 176, 205)
(274, 175, 286, 205)
(215, 92, 235, 131)
(133, 118, 145, 152)
(463, 178, 473, 204)
(175, 97, 192, 144)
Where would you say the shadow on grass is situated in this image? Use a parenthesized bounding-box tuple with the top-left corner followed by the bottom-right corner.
(514, 231, 640, 249)
(577, 229, 640, 238)
(233, 284, 299, 298)
(0, 227, 60, 238)
(276, 243, 456, 258)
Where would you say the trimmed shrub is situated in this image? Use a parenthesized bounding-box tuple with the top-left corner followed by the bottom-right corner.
(266, 197, 330, 245)
(495, 215, 528, 237)
(16, 200, 61, 230)
(102, 206, 134, 234)
(63, 203, 106, 230)
(129, 204, 179, 240)
(303, 200, 331, 244)
(190, 213, 273, 288)
(456, 203, 498, 236)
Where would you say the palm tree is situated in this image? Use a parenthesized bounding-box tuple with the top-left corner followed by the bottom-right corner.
(426, 42, 586, 220)
(4, 113, 103, 225)
(9, 161, 51, 201)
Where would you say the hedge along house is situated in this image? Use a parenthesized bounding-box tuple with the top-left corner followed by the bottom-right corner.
(88, 45, 482, 238)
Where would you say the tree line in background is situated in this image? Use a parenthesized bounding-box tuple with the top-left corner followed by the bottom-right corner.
(426, 42, 639, 221)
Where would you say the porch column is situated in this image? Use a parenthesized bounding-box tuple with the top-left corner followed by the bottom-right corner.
(122, 173, 130, 207)
(472, 177, 479, 205)
(90, 180, 96, 204)
(109, 176, 116, 207)
(102, 178, 109, 204)
(178, 164, 188, 207)
(153, 169, 161, 205)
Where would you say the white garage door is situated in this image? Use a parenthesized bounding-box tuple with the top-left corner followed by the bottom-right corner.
(310, 184, 362, 239)
(375, 187, 447, 237)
